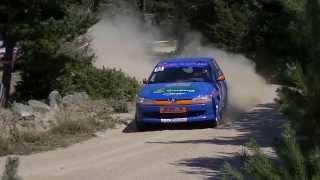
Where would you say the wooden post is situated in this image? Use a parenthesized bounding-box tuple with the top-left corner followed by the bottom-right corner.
(0, 39, 15, 107)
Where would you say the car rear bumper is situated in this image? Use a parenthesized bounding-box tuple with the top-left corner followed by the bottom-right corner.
(136, 103, 218, 125)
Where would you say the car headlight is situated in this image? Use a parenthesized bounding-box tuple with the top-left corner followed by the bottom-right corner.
(192, 95, 212, 104)
(137, 97, 154, 105)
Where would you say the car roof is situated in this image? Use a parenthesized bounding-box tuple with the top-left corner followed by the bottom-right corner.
(159, 57, 213, 64)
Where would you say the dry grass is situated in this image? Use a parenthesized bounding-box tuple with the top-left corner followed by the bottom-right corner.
(108, 99, 129, 113)
(0, 99, 117, 156)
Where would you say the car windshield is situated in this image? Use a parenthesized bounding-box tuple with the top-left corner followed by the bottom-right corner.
(149, 65, 213, 83)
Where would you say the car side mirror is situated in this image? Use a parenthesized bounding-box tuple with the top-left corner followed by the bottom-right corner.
(217, 74, 225, 81)
(143, 78, 148, 84)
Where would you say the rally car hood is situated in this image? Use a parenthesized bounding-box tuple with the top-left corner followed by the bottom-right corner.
(139, 82, 215, 100)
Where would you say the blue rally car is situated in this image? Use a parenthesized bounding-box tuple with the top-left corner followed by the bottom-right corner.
(135, 57, 228, 131)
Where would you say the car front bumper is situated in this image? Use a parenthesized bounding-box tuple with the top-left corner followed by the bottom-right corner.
(136, 103, 218, 125)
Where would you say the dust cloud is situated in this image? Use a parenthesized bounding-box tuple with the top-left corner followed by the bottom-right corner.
(91, 12, 273, 113)
(90, 14, 156, 80)
(181, 33, 273, 112)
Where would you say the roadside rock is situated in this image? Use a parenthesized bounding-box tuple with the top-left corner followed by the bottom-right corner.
(12, 102, 34, 119)
(28, 100, 50, 113)
(48, 90, 62, 108)
(62, 92, 89, 107)
(0, 109, 17, 122)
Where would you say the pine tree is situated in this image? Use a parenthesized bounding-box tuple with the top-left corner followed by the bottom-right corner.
(0, 0, 104, 106)
(224, 0, 320, 179)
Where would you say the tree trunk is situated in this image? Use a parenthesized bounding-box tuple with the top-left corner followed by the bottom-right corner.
(174, 1, 187, 54)
(0, 40, 14, 107)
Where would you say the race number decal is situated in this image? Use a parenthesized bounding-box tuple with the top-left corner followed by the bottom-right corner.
(154, 66, 165, 72)
(161, 118, 188, 123)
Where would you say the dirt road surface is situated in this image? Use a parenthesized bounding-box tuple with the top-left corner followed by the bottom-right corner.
(0, 86, 286, 180)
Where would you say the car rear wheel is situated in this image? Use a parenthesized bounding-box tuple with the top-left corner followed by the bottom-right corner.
(212, 120, 219, 128)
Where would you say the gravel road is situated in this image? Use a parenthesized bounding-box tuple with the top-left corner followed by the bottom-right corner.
(0, 87, 286, 180)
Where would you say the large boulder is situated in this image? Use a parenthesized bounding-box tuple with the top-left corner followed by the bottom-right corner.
(48, 90, 62, 108)
(12, 102, 34, 119)
(62, 92, 89, 107)
(28, 100, 50, 113)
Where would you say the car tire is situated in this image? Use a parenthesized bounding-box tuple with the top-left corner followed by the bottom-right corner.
(136, 121, 148, 131)
(212, 120, 219, 128)
(135, 115, 148, 132)
(219, 110, 224, 121)
(215, 107, 223, 123)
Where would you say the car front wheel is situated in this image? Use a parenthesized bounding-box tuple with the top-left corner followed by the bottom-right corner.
(135, 114, 147, 131)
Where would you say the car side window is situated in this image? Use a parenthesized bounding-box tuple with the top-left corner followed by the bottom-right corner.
(213, 59, 224, 76)
(210, 60, 219, 81)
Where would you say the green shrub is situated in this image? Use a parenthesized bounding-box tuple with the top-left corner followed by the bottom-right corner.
(223, 163, 244, 180)
(16, 52, 74, 100)
(277, 61, 320, 149)
(17, 52, 140, 102)
(1, 157, 21, 180)
(223, 127, 320, 180)
(57, 58, 140, 101)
